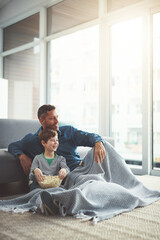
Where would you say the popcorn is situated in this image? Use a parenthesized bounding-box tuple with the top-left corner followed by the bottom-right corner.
(39, 175, 62, 189)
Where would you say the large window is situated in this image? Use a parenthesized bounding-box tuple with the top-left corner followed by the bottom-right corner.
(153, 12, 160, 169)
(48, 25, 99, 132)
(111, 17, 143, 165)
(4, 48, 40, 119)
(2, 13, 40, 119)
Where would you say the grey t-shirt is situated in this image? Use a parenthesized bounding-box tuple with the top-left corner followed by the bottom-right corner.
(29, 153, 70, 181)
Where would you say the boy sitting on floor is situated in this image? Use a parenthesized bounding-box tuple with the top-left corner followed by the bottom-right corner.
(29, 129, 70, 191)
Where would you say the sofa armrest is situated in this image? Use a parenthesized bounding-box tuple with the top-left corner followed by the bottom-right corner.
(0, 149, 27, 184)
(77, 137, 114, 159)
(102, 137, 114, 147)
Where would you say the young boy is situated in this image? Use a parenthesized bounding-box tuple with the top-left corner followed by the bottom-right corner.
(29, 129, 70, 191)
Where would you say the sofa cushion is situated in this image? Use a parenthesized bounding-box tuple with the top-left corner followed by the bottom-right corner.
(0, 119, 41, 149)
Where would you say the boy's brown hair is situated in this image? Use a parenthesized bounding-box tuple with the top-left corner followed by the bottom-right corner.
(38, 129, 58, 143)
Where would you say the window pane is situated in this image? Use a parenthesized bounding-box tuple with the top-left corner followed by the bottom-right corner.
(47, 0, 98, 35)
(4, 48, 40, 119)
(3, 13, 39, 51)
(111, 18, 143, 165)
(153, 12, 160, 169)
(0, 78, 8, 118)
(48, 26, 99, 133)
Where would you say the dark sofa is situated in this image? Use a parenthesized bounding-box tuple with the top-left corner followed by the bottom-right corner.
(0, 119, 41, 195)
(0, 119, 114, 196)
(0, 119, 40, 184)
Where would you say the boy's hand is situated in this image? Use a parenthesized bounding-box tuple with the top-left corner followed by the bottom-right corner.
(34, 168, 45, 182)
(59, 168, 67, 180)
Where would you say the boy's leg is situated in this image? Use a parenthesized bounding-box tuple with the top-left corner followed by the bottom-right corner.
(40, 191, 59, 215)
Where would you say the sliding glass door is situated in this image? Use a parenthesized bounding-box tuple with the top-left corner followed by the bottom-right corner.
(110, 17, 143, 167)
(153, 12, 160, 170)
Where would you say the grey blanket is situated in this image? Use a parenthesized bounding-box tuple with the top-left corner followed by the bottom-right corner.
(0, 141, 160, 223)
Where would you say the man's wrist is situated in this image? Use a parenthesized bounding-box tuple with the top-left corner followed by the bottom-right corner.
(95, 141, 102, 146)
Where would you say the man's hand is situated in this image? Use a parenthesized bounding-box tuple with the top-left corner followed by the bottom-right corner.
(59, 168, 67, 180)
(34, 168, 45, 182)
(18, 154, 32, 175)
(94, 141, 106, 164)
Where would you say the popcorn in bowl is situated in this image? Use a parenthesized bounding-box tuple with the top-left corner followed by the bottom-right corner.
(39, 175, 62, 189)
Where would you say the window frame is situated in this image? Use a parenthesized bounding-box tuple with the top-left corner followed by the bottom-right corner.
(150, 6, 160, 176)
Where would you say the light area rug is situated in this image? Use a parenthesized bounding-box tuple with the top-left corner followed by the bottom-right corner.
(0, 175, 160, 240)
(1, 144, 160, 223)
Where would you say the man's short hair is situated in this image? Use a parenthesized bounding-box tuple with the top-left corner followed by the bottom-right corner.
(38, 129, 58, 143)
(37, 104, 56, 119)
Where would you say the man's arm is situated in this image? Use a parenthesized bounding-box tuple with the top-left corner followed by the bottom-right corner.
(8, 137, 32, 175)
(71, 126, 106, 164)
(70, 127, 104, 147)
(18, 154, 32, 175)
(8, 139, 25, 157)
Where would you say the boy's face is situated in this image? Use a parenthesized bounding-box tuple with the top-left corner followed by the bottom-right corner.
(42, 135, 59, 152)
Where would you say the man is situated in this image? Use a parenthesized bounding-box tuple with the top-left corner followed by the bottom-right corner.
(8, 104, 106, 175)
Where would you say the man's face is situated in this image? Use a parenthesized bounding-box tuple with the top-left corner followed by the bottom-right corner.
(40, 109, 59, 131)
